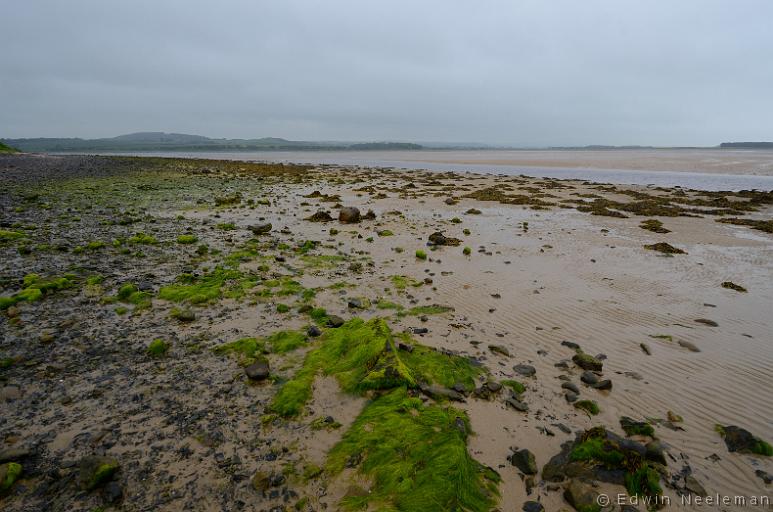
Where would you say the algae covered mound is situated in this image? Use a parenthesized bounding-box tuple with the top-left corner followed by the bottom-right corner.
(270, 317, 498, 511)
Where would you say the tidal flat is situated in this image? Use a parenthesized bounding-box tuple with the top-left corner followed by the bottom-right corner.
(1, 154, 771, 511)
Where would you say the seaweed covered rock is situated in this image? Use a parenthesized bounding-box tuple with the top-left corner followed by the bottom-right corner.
(572, 352, 603, 372)
(77, 456, 120, 491)
(248, 222, 272, 235)
(716, 425, 772, 456)
(563, 479, 601, 512)
(428, 231, 462, 247)
(542, 427, 664, 502)
(306, 210, 334, 222)
(0, 462, 22, 493)
(509, 448, 537, 475)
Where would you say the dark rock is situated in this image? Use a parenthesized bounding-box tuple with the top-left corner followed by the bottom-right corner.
(513, 364, 536, 377)
(485, 380, 502, 393)
(488, 344, 510, 357)
(102, 481, 123, 503)
(419, 384, 465, 402)
(564, 391, 578, 403)
(563, 479, 600, 512)
(465, 208, 482, 215)
(307, 325, 322, 337)
(755, 469, 772, 484)
(248, 223, 272, 235)
(245, 359, 270, 381)
(591, 379, 612, 391)
(397, 342, 414, 353)
(428, 231, 461, 246)
(561, 382, 579, 394)
(678, 340, 700, 352)
(572, 352, 603, 371)
(339, 207, 361, 224)
(412, 327, 429, 335)
(694, 318, 718, 327)
(645, 441, 667, 465)
(327, 315, 345, 328)
(718, 425, 769, 454)
(77, 456, 120, 491)
(640, 343, 651, 355)
(509, 448, 537, 475)
(506, 397, 529, 412)
(561, 340, 581, 350)
(522, 501, 544, 512)
(362, 209, 377, 220)
(580, 371, 599, 385)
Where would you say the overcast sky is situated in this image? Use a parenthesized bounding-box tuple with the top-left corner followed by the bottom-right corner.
(1, 0, 771, 146)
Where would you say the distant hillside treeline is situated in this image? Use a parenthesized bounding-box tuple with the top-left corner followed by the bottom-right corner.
(719, 142, 773, 149)
(0, 141, 19, 154)
(1, 132, 424, 152)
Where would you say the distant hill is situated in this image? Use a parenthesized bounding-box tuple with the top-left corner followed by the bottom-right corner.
(1, 132, 425, 152)
(0, 141, 19, 154)
(719, 142, 773, 149)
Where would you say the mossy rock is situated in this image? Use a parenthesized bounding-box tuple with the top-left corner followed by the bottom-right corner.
(77, 456, 119, 490)
(572, 352, 603, 372)
(0, 462, 22, 493)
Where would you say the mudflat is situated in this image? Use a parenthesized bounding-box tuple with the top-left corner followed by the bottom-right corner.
(1, 154, 771, 511)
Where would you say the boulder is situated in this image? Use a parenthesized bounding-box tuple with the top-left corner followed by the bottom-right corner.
(248, 223, 272, 235)
(339, 207, 361, 223)
(509, 448, 537, 475)
(245, 359, 270, 381)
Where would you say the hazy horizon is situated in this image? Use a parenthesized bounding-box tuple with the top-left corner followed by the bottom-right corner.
(2, 1, 772, 146)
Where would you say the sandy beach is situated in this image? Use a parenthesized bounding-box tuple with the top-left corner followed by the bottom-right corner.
(1, 154, 771, 511)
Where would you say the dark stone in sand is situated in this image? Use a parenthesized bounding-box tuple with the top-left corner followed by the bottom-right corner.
(102, 481, 123, 503)
(563, 479, 600, 512)
(564, 391, 578, 403)
(561, 340, 581, 350)
(572, 352, 603, 372)
(506, 397, 529, 412)
(339, 207, 361, 223)
(245, 359, 270, 381)
(397, 342, 414, 353)
(591, 379, 612, 390)
(522, 501, 544, 512)
(719, 425, 769, 454)
(363, 209, 376, 220)
(419, 384, 465, 402)
(509, 448, 538, 475)
(413, 327, 429, 335)
(488, 344, 510, 357)
(306, 325, 322, 338)
(327, 315, 345, 328)
(580, 371, 599, 385)
(561, 382, 579, 394)
(248, 223, 272, 235)
(645, 440, 667, 465)
(428, 231, 461, 246)
(694, 318, 718, 327)
(685, 475, 707, 496)
(513, 364, 536, 377)
(77, 455, 120, 490)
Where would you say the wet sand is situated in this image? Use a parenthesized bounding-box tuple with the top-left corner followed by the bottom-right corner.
(1, 154, 771, 511)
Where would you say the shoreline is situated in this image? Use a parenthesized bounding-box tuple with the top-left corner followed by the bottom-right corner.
(1, 154, 771, 511)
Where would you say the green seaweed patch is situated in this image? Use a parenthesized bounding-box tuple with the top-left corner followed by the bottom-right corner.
(267, 330, 307, 354)
(216, 222, 237, 231)
(300, 253, 346, 269)
(113, 283, 152, 310)
(717, 217, 773, 234)
(327, 387, 500, 512)
(376, 299, 403, 311)
(213, 337, 266, 361)
(310, 416, 342, 431)
(127, 232, 158, 244)
(147, 339, 169, 357)
(1, 462, 23, 492)
(402, 304, 454, 316)
(269, 318, 484, 417)
(415, 249, 427, 260)
(177, 234, 199, 244)
(159, 267, 259, 305)
(501, 379, 526, 395)
(574, 400, 600, 416)
(649, 334, 673, 342)
(391, 275, 423, 290)
(0, 229, 27, 242)
(0, 273, 76, 310)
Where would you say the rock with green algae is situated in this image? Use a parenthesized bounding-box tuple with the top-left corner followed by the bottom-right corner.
(77, 456, 119, 490)
(0, 462, 22, 493)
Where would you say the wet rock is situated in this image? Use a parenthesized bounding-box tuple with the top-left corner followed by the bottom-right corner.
(102, 481, 123, 503)
(509, 448, 537, 475)
(694, 318, 718, 327)
(412, 327, 429, 335)
(77, 456, 119, 490)
(591, 379, 612, 391)
(248, 223, 272, 235)
(506, 397, 529, 412)
(0, 462, 22, 492)
(362, 209, 377, 220)
(245, 359, 270, 381)
(522, 501, 544, 512)
(428, 231, 461, 246)
(580, 371, 599, 385)
(645, 441, 667, 465)
(307, 325, 322, 337)
(513, 364, 536, 377)
(572, 352, 603, 372)
(327, 315, 345, 328)
(488, 344, 510, 357)
(397, 342, 414, 353)
(561, 382, 579, 394)
(306, 210, 333, 222)
(564, 391, 578, 403)
(755, 469, 772, 484)
(718, 425, 771, 455)
(563, 479, 600, 512)
(561, 340, 581, 350)
(640, 343, 651, 355)
(339, 207, 361, 223)
(678, 340, 700, 352)
(419, 384, 465, 402)
(465, 208, 482, 215)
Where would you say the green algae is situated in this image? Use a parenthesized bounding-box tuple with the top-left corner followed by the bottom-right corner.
(177, 234, 198, 244)
(127, 232, 158, 244)
(574, 400, 600, 416)
(269, 318, 484, 417)
(0, 273, 76, 310)
(501, 379, 526, 395)
(402, 305, 454, 317)
(391, 275, 423, 290)
(1, 462, 22, 492)
(415, 249, 427, 260)
(213, 337, 265, 360)
(327, 387, 499, 512)
(640, 219, 670, 233)
(267, 330, 307, 354)
(147, 339, 169, 357)
(158, 267, 259, 305)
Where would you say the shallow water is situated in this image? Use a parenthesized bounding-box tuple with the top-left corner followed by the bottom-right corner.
(68, 149, 773, 192)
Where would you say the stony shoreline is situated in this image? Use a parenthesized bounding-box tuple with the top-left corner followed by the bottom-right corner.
(1, 154, 771, 511)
